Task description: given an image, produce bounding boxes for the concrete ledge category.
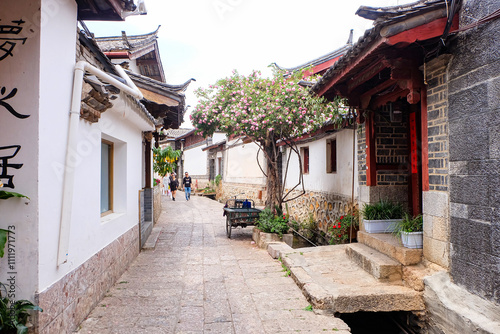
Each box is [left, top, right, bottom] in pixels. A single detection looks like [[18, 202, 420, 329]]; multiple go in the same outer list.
[[279, 245, 424, 313], [424, 272, 500, 334], [346, 243, 402, 282], [142, 226, 162, 250], [358, 231, 422, 265]]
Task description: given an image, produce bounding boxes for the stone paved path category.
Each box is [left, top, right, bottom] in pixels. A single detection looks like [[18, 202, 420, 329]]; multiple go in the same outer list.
[[75, 195, 350, 333]]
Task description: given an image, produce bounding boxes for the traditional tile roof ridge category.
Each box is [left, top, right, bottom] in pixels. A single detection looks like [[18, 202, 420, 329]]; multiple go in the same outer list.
[[94, 26, 160, 54], [164, 128, 194, 138], [356, 0, 445, 23], [272, 44, 351, 73], [312, 0, 448, 95], [78, 30, 155, 126], [125, 70, 195, 95], [173, 128, 196, 140], [202, 139, 226, 151]]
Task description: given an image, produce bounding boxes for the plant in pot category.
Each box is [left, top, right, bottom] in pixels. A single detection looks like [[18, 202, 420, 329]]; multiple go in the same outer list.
[[360, 200, 404, 233], [393, 213, 423, 249]]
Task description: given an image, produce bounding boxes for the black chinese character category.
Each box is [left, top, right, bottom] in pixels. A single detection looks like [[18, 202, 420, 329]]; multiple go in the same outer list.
[[0, 145, 23, 189], [0, 87, 30, 119]]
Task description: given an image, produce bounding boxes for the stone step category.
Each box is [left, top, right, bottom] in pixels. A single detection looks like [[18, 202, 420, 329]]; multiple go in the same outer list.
[[271, 244, 424, 313], [345, 243, 402, 282], [358, 231, 422, 265]]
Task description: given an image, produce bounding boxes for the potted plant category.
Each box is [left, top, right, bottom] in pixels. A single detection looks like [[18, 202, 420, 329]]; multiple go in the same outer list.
[[360, 200, 404, 233], [394, 213, 423, 249]]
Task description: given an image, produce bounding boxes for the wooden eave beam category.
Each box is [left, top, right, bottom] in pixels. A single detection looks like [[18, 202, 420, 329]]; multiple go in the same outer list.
[[347, 57, 390, 94], [360, 79, 397, 109]]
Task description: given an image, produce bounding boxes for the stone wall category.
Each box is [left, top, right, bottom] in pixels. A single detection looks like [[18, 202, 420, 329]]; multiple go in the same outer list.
[[37, 225, 139, 334], [421, 55, 452, 269], [285, 189, 355, 235], [447, 1, 500, 304], [218, 182, 266, 206], [153, 185, 162, 224]]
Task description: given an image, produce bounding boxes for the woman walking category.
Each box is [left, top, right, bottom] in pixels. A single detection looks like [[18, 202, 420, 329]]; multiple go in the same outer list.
[[169, 174, 179, 201]]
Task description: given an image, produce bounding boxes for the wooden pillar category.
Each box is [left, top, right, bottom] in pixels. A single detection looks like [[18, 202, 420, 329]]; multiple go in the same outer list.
[[409, 111, 421, 215], [365, 111, 377, 186], [144, 131, 153, 188]]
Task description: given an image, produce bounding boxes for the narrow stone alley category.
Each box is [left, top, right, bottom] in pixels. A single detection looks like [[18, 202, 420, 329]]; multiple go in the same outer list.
[[75, 195, 350, 334]]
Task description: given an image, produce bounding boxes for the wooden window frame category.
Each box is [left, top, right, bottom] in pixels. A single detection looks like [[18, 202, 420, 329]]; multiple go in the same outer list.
[[301, 147, 309, 175], [101, 139, 114, 216], [326, 138, 337, 173]]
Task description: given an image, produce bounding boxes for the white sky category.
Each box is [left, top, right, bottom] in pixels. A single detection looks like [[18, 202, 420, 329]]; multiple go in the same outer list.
[[86, 0, 413, 127]]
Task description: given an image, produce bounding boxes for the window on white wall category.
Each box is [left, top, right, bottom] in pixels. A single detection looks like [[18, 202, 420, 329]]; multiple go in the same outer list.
[[301, 147, 309, 174], [101, 140, 113, 215], [326, 138, 337, 173]]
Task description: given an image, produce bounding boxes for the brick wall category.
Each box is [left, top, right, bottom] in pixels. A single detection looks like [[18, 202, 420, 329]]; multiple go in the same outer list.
[[421, 55, 452, 269], [426, 56, 451, 192], [447, 0, 500, 303], [357, 124, 367, 185], [375, 108, 409, 186]]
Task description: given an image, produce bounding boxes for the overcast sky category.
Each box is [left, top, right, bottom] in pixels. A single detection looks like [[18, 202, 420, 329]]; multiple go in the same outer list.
[[86, 0, 413, 127]]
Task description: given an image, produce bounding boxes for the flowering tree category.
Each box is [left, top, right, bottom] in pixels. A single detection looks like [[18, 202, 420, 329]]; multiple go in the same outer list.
[[153, 146, 181, 177], [191, 69, 345, 209]]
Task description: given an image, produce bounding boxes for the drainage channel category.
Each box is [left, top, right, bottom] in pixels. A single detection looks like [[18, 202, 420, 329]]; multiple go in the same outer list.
[[338, 311, 422, 334]]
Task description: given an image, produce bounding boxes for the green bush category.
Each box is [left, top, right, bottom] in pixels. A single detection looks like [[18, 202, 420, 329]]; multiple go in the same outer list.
[[328, 211, 359, 245], [361, 200, 404, 220], [0, 283, 42, 334], [257, 208, 290, 237]]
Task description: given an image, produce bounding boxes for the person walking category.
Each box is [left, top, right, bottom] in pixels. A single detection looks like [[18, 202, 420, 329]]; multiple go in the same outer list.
[[169, 174, 179, 201], [183, 172, 192, 201]]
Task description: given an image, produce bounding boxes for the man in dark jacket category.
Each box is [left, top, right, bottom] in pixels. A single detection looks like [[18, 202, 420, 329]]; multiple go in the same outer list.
[[183, 172, 192, 201]]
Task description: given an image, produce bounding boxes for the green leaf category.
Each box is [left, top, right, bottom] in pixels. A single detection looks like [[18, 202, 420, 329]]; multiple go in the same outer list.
[[0, 229, 8, 258], [0, 191, 29, 200]]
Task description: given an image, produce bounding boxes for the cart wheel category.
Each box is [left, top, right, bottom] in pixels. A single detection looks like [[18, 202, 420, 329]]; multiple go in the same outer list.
[[226, 216, 232, 238]]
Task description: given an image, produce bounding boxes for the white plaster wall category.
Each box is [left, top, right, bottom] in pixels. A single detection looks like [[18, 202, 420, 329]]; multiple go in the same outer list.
[[224, 139, 266, 185], [212, 132, 226, 143], [183, 145, 207, 176], [35, 0, 153, 291], [0, 0, 42, 301], [285, 129, 358, 198]]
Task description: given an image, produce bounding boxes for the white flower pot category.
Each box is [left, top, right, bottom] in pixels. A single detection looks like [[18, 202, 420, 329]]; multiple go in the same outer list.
[[401, 231, 423, 249], [363, 219, 401, 233]]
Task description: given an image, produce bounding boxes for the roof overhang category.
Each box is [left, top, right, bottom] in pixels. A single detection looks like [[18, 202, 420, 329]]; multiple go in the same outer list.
[[313, 5, 459, 110], [76, 0, 146, 21]]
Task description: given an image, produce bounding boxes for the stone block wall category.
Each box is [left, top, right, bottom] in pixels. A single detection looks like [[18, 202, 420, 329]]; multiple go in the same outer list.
[[153, 185, 162, 224], [218, 182, 266, 206], [37, 226, 139, 334], [447, 0, 500, 304], [285, 189, 355, 235], [421, 55, 452, 269]]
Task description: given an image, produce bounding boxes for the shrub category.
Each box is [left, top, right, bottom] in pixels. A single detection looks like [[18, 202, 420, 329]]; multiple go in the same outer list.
[[257, 208, 290, 237], [328, 211, 359, 245]]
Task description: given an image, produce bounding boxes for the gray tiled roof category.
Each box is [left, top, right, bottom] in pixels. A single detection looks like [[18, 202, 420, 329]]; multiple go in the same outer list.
[[164, 128, 194, 139], [272, 44, 351, 73], [95, 27, 160, 54]]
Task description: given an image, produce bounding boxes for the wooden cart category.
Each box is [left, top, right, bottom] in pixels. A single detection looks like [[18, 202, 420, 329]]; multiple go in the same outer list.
[[223, 198, 261, 238]]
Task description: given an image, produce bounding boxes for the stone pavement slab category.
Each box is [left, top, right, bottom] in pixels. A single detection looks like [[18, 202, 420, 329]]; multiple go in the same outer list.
[[75, 195, 350, 334], [269, 243, 424, 313]]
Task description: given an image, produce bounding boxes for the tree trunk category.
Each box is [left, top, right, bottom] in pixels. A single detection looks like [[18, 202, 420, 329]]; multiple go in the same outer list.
[[264, 142, 281, 211]]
